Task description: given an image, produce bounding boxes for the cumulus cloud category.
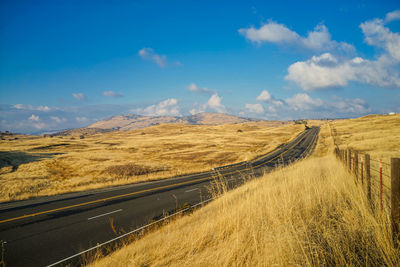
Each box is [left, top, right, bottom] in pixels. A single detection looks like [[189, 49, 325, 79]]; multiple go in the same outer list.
[[14, 104, 51, 112], [207, 94, 226, 113], [285, 11, 400, 91], [29, 114, 40, 121], [50, 116, 67, 123], [384, 10, 400, 23], [268, 106, 277, 113], [103, 91, 123, 98], [245, 103, 264, 113], [239, 21, 299, 44], [190, 93, 226, 114], [239, 21, 354, 52], [133, 98, 180, 116], [138, 48, 169, 67], [187, 83, 214, 94], [256, 90, 272, 102], [360, 17, 400, 61], [286, 53, 400, 91], [285, 93, 323, 111], [72, 93, 86, 101], [284, 93, 371, 116], [334, 97, 371, 114], [76, 117, 89, 123]]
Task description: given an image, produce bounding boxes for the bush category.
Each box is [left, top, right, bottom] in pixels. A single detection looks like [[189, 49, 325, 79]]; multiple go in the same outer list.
[[103, 163, 166, 178]]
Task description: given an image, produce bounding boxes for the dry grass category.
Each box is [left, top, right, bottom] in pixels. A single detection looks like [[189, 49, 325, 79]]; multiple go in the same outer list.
[[88, 122, 399, 266], [330, 113, 400, 212], [0, 122, 303, 202], [330, 113, 400, 161]]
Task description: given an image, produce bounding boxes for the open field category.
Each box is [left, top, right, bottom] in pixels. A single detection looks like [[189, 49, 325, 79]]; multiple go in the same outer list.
[[330, 113, 400, 161], [88, 121, 400, 266], [0, 122, 303, 202]]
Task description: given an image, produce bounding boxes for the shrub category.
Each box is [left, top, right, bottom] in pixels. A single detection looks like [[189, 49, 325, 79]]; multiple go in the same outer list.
[[103, 163, 166, 178]]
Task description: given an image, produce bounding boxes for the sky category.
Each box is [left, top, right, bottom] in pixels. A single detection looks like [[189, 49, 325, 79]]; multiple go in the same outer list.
[[0, 0, 399, 134]]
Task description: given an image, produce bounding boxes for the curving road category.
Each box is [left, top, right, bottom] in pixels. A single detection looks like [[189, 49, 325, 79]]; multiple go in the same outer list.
[[0, 126, 319, 267]]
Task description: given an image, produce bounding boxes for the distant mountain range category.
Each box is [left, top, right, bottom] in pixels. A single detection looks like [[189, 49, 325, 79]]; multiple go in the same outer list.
[[52, 113, 262, 136], [88, 112, 260, 131]]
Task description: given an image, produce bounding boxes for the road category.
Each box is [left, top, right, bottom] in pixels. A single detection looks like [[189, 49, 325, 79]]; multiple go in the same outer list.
[[0, 126, 319, 267]]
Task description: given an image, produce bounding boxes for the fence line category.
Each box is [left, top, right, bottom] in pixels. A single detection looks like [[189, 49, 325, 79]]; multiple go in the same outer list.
[[334, 147, 400, 247]]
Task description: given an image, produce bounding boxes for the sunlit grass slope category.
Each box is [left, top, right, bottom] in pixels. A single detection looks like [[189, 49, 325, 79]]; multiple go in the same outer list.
[[331, 113, 400, 161], [88, 122, 399, 267], [0, 122, 303, 202]]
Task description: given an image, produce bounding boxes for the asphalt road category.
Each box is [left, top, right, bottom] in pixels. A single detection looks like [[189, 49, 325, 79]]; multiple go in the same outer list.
[[0, 126, 319, 267]]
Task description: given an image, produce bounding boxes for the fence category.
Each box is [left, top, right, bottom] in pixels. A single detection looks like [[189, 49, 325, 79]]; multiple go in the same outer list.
[[334, 147, 400, 247]]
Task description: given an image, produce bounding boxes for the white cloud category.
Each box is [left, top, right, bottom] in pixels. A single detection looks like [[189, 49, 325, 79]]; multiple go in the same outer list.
[[285, 53, 400, 91], [31, 122, 47, 129], [103, 91, 123, 98], [76, 117, 89, 123], [134, 98, 180, 116], [187, 83, 213, 94], [268, 106, 277, 113], [239, 21, 299, 44], [138, 48, 168, 67], [72, 93, 86, 101], [189, 93, 226, 114], [285, 93, 323, 111], [286, 11, 400, 91], [239, 21, 354, 52], [14, 104, 51, 112], [50, 116, 67, 123], [284, 93, 371, 115], [29, 114, 40, 121], [256, 90, 271, 102], [360, 17, 400, 61], [384, 10, 400, 23], [207, 93, 226, 113], [334, 97, 371, 114], [272, 100, 284, 106], [245, 103, 264, 113]]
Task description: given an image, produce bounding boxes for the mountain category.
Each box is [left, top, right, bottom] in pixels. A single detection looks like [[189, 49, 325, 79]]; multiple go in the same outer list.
[[87, 112, 260, 131]]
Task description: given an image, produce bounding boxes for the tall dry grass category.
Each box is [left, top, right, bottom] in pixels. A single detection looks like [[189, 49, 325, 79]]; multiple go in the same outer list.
[[330, 113, 400, 161], [0, 122, 303, 202], [88, 123, 400, 267]]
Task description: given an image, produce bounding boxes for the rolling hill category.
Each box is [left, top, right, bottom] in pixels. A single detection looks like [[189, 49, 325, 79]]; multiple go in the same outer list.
[[87, 112, 260, 131]]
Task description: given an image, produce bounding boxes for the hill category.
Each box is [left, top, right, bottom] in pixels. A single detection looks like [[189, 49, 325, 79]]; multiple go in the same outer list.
[[88, 117, 400, 267], [87, 112, 259, 131]]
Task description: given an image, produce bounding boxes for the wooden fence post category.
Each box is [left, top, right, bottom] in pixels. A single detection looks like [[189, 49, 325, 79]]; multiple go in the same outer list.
[[365, 154, 371, 203], [361, 158, 364, 185], [380, 160, 383, 212], [348, 149, 352, 171], [391, 158, 400, 247], [354, 151, 359, 181]]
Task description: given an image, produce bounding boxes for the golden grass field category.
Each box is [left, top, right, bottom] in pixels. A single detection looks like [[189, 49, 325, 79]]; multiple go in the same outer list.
[[88, 117, 400, 267], [0, 121, 303, 202], [330, 113, 400, 161], [330, 113, 400, 210]]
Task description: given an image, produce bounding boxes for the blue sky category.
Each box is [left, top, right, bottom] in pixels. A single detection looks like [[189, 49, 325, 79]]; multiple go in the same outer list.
[[0, 0, 399, 133]]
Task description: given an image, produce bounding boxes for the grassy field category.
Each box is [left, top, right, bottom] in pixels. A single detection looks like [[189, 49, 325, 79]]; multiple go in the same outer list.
[[330, 113, 400, 161], [330, 113, 400, 211], [0, 121, 303, 202], [88, 119, 400, 266]]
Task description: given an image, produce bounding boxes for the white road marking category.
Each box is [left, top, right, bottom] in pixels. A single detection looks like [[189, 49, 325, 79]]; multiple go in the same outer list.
[[87, 209, 122, 220], [185, 188, 199, 193]]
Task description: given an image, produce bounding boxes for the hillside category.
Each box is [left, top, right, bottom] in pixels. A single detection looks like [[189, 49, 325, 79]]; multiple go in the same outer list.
[[87, 112, 259, 131], [0, 122, 303, 202], [88, 119, 400, 267]]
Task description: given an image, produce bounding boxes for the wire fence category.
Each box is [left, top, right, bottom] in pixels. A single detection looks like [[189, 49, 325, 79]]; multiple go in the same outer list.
[[333, 146, 400, 247], [328, 122, 400, 246]]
